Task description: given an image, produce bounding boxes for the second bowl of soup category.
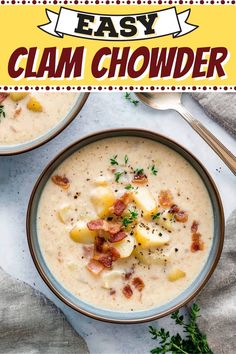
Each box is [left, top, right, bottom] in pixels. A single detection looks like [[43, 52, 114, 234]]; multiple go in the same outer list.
[[0, 92, 89, 155]]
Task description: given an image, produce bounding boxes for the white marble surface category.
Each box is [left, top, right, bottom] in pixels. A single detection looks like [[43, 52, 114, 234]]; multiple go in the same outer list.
[[0, 93, 235, 354]]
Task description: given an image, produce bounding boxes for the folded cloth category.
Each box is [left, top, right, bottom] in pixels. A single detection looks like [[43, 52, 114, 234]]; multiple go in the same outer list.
[[191, 93, 236, 138], [189, 209, 236, 354], [0, 268, 89, 354]]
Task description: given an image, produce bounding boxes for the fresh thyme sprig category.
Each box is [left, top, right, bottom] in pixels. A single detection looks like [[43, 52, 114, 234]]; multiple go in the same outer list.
[[124, 93, 139, 106], [114, 171, 124, 182], [0, 105, 6, 122], [110, 155, 118, 165], [134, 168, 144, 175], [125, 184, 134, 190], [122, 209, 138, 227], [149, 164, 158, 176], [149, 304, 212, 354], [152, 212, 161, 220]]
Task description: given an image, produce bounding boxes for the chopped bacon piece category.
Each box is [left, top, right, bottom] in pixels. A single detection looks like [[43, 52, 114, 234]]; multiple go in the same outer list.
[[113, 199, 126, 216], [124, 268, 135, 280], [87, 259, 104, 275], [0, 93, 8, 103], [158, 190, 174, 208], [175, 211, 188, 223], [51, 175, 70, 189], [132, 173, 148, 184], [110, 247, 120, 261], [169, 204, 180, 214], [191, 233, 204, 252], [94, 236, 106, 253], [110, 289, 116, 295], [108, 231, 127, 243], [87, 219, 121, 235], [82, 245, 94, 259], [106, 222, 122, 235], [94, 253, 113, 268], [87, 219, 104, 231], [191, 220, 199, 233], [132, 277, 145, 291], [122, 285, 133, 299]]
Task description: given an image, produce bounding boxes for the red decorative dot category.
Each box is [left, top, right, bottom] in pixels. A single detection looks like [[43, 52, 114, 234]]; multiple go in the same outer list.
[[161, 86, 165, 90], [140, 86, 144, 90], [77, 87, 81, 90], [213, 86, 217, 90], [67, 86, 71, 90], [25, 86, 29, 91], [150, 86, 154, 90], [171, 86, 176, 91], [1, 1, 5, 4], [200, 0, 204, 3], [88, 86, 92, 90], [46, 86, 50, 90], [98, 86, 102, 91], [203, 86, 207, 90], [221, 0, 225, 3], [224, 86, 228, 90], [95, 0, 99, 3], [119, 86, 123, 90], [192, 86, 196, 90]]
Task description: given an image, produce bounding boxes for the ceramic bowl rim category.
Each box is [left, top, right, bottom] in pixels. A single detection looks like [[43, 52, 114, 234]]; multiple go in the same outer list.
[[26, 128, 225, 324], [0, 93, 89, 156]]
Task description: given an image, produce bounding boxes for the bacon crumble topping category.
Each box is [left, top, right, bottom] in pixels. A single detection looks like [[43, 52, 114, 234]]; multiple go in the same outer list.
[[191, 232, 204, 252], [87, 219, 121, 235], [191, 220, 199, 233], [122, 284, 133, 298], [132, 173, 148, 184], [174, 210, 188, 223], [158, 190, 174, 208], [87, 259, 104, 275], [132, 277, 145, 291], [0, 93, 9, 103], [51, 175, 70, 189]]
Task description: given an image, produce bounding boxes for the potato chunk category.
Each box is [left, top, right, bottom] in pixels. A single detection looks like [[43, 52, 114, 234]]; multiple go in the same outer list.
[[90, 187, 115, 218], [27, 97, 43, 112], [157, 210, 174, 232], [110, 234, 135, 258], [102, 270, 123, 289], [57, 206, 72, 224], [9, 92, 28, 102], [167, 268, 186, 282], [70, 221, 97, 244], [134, 246, 172, 265], [94, 176, 110, 186], [135, 223, 170, 248], [132, 187, 157, 218]]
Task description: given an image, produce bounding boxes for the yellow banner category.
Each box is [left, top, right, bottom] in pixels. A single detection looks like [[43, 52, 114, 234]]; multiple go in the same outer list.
[[1, 4, 236, 88]]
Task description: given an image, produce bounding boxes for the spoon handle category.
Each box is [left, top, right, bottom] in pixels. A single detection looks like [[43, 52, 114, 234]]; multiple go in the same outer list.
[[175, 104, 236, 176]]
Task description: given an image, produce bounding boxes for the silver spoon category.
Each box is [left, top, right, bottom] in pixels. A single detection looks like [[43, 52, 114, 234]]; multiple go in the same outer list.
[[136, 92, 236, 176]]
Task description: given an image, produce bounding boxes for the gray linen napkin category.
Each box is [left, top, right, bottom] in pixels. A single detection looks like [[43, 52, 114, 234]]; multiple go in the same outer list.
[[0, 268, 89, 354], [191, 93, 236, 137], [191, 210, 236, 354]]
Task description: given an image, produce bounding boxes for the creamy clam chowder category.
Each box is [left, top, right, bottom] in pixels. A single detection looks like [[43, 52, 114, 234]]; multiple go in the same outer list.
[[0, 92, 77, 145], [38, 137, 213, 311]]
